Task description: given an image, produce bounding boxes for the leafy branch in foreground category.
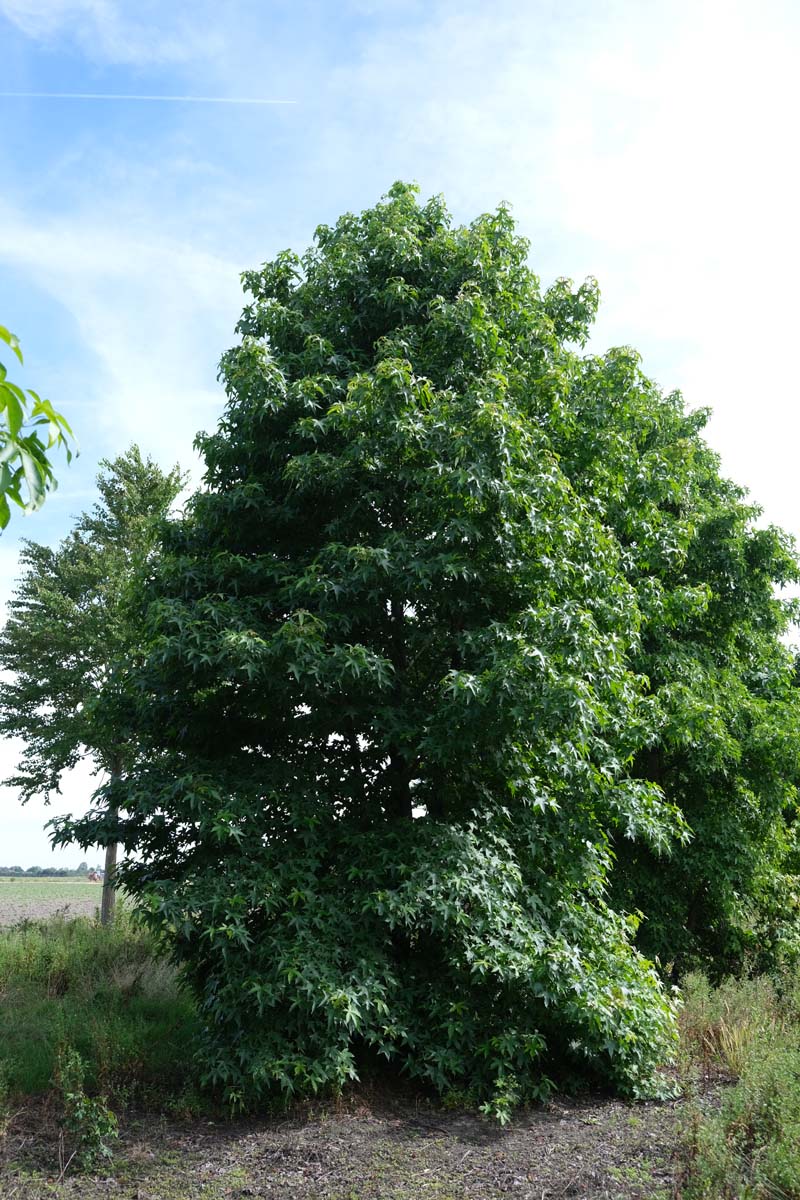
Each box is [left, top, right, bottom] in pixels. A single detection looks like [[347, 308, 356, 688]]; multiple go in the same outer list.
[[0, 323, 76, 529]]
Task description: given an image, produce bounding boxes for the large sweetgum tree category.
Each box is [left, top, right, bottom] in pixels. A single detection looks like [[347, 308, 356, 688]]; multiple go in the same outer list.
[[62, 183, 794, 1115]]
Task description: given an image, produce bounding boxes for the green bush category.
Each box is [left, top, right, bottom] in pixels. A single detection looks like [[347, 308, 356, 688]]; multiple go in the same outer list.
[[160, 824, 678, 1120], [682, 1043, 800, 1198]]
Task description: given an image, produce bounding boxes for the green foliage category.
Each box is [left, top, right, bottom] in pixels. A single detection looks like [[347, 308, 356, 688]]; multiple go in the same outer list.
[[584, 354, 800, 974], [55, 1046, 118, 1172], [0, 446, 184, 801], [58, 183, 690, 1115], [679, 972, 781, 1080], [0, 915, 199, 1103], [0, 323, 75, 528], [131, 821, 677, 1121]]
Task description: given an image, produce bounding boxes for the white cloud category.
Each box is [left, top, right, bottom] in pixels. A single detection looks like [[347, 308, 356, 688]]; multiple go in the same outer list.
[[0, 189, 246, 864], [536, 0, 800, 537], [0, 0, 221, 65], [307, 0, 800, 539], [0, 203, 242, 467], [0, 735, 101, 868]]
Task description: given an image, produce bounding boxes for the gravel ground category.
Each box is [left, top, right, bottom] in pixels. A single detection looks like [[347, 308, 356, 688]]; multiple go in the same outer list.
[[1, 1085, 704, 1200]]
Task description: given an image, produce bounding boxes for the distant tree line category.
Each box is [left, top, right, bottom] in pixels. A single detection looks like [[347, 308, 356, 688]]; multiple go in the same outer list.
[[0, 863, 102, 876]]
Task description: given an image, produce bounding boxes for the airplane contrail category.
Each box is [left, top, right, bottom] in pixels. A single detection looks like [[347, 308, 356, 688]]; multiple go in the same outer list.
[[0, 92, 295, 105]]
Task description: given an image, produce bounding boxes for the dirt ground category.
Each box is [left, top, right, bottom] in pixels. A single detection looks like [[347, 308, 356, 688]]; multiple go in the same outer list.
[[1, 1084, 707, 1200]]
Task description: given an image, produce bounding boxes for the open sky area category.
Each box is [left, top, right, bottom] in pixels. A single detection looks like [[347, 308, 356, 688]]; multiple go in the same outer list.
[[1, 0, 799, 867]]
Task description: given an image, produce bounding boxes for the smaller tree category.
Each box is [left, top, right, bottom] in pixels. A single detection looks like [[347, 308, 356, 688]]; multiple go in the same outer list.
[[0, 324, 75, 528], [0, 446, 184, 922]]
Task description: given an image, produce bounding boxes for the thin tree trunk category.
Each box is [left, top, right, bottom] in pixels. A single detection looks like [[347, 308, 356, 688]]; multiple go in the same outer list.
[[100, 826, 117, 926], [386, 595, 413, 821], [387, 749, 413, 821], [100, 758, 122, 926]]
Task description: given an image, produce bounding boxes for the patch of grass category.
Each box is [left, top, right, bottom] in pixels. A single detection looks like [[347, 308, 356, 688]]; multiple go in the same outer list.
[[678, 972, 781, 1081], [680, 1044, 800, 1198], [0, 913, 202, 1109], [677, 969, 800, 1198]]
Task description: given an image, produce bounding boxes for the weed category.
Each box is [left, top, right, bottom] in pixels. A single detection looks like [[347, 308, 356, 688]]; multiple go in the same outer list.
[[679, 972, 780, 1080], [56, 1046, 119, 1174], [0, 1061, 11, 1138]]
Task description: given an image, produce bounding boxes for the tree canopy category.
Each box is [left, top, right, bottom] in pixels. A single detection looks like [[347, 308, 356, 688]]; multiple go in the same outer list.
[[1, 445, 184, 801], [54, 184, 800, 1115], [0, 447, 185, 920], [532, 340, 800, 974]]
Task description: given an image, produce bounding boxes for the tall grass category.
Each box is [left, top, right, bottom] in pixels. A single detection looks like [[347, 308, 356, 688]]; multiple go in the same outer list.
[[678, 970, 800, 1198], [0, 913, 201, 1107]]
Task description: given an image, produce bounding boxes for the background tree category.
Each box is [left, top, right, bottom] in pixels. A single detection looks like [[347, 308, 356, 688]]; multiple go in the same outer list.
[[548, 349, 800, 974], [0, 446, 184, 923], [59, 185, 687, 1114], [0, 323, 75, 528]]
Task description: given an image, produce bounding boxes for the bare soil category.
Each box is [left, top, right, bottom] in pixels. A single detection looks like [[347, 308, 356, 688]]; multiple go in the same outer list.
[[1, 1084, 709, 1200]]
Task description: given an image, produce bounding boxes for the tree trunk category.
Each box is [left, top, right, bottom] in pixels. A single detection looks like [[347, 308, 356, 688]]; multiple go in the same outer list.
[[387, 749, 413, 821], [100, 757, 122, 926], [100, 826, 117, 926]]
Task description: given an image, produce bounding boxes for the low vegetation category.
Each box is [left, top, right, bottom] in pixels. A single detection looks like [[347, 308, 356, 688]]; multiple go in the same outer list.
[[1, 914, 800, 1195], [0, 913, 199, 1107], [678, 971, 800, 1198]]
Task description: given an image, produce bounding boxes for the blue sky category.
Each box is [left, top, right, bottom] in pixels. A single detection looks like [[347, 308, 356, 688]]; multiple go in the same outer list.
[[2, 0, 800, 865]]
